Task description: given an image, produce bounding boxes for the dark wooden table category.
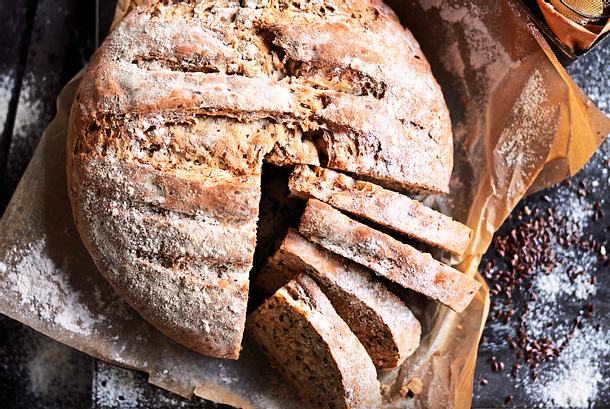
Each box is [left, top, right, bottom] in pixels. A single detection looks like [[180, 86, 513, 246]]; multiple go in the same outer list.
[[0, 1, 608, 408]]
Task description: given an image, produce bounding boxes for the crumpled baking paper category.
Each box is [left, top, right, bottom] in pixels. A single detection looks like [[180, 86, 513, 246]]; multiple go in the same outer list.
[[1, 0, 609, 408]]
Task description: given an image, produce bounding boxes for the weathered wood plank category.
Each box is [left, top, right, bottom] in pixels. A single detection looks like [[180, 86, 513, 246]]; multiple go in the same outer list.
[[1, 0, 79, 206], [59, 0, 116, 86], [60, 0, 96, 85], [0, 0, 36, 194]]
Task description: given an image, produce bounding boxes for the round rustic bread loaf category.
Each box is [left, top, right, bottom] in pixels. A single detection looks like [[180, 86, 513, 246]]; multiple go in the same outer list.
[[67, 0, 452, 359]]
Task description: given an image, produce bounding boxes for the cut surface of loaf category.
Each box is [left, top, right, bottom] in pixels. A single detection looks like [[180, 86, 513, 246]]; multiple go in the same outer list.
[[255, 229, 421, 369], [68, 0, 453, 359], [299, 199, 481, 312], [289, 165, 472, 255], [248, 274, 382, 409]]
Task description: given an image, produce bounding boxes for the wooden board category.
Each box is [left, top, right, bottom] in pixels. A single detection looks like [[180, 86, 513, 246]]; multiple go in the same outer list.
[[0, 1, 34, 191]]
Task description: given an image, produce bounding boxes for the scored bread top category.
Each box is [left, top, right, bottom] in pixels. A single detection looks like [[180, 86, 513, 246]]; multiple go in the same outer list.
[[70, 0, 453, 192], [69, 153, 256, 359]]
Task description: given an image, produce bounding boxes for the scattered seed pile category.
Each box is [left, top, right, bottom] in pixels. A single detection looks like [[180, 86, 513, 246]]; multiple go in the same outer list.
[[483, 188, 603, 373], [478, 144, 610, 408]]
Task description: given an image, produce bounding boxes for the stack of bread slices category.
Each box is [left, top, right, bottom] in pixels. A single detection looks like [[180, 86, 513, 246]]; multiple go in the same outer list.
[[249, 165, 478, 408], [67, 1, 480, 407]]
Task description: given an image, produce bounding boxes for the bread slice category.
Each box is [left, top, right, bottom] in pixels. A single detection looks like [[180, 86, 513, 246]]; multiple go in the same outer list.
[[255, 229, 421, 369], [289, 165, 472, 255], [248, 274, 382, 409], [298, 199, 481, 312]]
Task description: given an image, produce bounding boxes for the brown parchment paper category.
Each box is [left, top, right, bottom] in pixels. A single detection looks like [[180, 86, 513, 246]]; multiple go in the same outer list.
[[1, 0, 609, 408]]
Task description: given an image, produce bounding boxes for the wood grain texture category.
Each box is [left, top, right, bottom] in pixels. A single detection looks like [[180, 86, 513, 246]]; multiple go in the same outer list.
[[0, 0, 34, 198], [3, 0, 79, 198]]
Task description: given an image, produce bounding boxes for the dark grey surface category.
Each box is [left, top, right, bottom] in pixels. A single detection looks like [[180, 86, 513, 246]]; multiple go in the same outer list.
[[0, 0, 608, 407], [473, 38, 610, 408], [473, 143, 610, 408]]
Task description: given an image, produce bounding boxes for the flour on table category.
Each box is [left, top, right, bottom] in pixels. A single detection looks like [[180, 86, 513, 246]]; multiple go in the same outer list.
[[524, 156, 610, 407], [0, 324, 92, 406], [26, 336, 91, 400], [94, 361, 202, 408], [526, 257, 595, 343], [2, 238, 98, 336], [481, 168, 608, 407], [532, 250, 596, 303], [522, 184, 607, 407], [525, 326, 610, 408], [0, 71, 15, 132], [11, 72, 46, 148], [95, 363, 145, 409], [3, 71, 50, 186]]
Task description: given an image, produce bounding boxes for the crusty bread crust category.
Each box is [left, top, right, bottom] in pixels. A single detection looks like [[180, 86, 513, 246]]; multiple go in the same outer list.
[[256, 229, 421, 369], [71, 0, 452, 193], [67, 0, 453, 359], [299, 200, 481, 312], [68, 154, 256, 358], [290, 165, 472, 255], [248, 274, 382, 409]]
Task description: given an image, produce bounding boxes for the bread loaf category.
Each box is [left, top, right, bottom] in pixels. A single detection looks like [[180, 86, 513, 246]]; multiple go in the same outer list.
[[256, 229, 421, 368], [299, 199, 481, 312], [289, 165, 472, 255], [248, 274, 382, 408], [67, 0, 454, 359]]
